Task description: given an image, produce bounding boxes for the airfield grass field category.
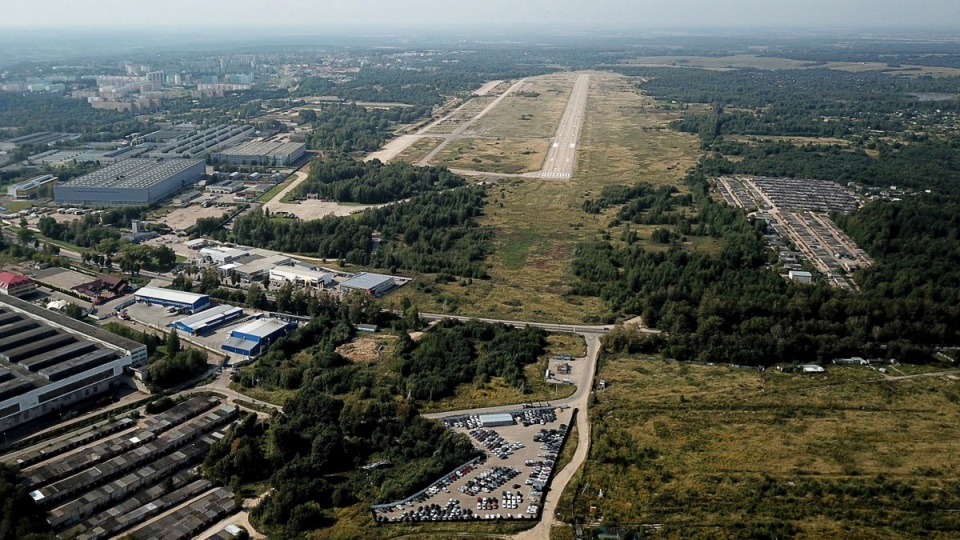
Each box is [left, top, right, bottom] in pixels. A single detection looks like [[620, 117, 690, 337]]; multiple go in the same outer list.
[[395, 71, 703, 323], [394, 136, 444, 164], [433, 138, 550, 174], [553, 358, 960, 538], [474, 73, 577, 138]]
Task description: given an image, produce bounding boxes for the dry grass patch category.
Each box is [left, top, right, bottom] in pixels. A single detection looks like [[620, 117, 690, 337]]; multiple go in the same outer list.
[[557, 357, 960, 537], [434, 138, 550, 174], [546, 333, 587, 358], [393, 136, 444, 164], [336, 336, 389, 363], [475, 72, 578, 138]]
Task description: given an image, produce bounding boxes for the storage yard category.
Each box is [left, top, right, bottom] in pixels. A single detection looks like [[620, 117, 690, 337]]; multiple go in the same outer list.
[[714, 175, 873, 287], [373, 406, 573, 523], [3, 396, 240, 540]]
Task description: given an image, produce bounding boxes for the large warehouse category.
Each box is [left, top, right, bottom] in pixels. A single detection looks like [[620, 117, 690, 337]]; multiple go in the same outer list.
[[54, 158, 205, 206], [170, 305, 244, 335], [221, 318, 295, 357], [134, 287, 211, 314], [0, 294, 147, 431], [211, 141, 306, 167], [340, 272, 400, 297]]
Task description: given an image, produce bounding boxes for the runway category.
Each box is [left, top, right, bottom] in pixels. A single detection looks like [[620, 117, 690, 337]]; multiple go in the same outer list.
[[539, 74, 589, 180]]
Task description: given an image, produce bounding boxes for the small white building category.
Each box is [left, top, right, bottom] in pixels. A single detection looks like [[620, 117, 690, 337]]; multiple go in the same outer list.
[[789, 270, 813, 283], [801, 364, 825, 374]]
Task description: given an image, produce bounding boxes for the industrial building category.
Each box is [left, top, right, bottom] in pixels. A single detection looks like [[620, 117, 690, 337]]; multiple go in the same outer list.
[[7, 175, 57, 199], [269, 266, 334, 288], [340, 272, 400, 297], [211, 140, 306, 166], [0, 294, 147, 431], [0, 271, 37, 297], [54, 158, 205, 206], [200, 246, 251, 265], [147, 124, 254, 159], [221, 317, 296, 357], [170, 305, 244, 335], [133, 287, 210, 314], [479, 413, 516, 427], [207, 180, 244, 194], [220, 254, 291, 282]]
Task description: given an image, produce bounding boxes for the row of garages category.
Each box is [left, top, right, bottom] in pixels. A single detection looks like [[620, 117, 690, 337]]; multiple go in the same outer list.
[[25, 397, 239, 534]]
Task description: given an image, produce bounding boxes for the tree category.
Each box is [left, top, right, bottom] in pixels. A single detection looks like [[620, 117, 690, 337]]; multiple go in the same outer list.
[[0, 464, 53, 540], [166, 328, 182, 355], [246, 283, 268, 309], [16, 228, 34, 247], [65, 303, 84, 321]]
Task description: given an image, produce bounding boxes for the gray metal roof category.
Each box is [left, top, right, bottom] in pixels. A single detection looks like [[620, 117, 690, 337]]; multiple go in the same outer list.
[[57, 158, 204, 190], [341, 272, 395, 290]]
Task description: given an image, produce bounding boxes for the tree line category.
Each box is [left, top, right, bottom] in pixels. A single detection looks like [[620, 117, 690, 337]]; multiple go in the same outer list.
[[220, 185, 491, 278], [294, 155, 466, 204], [577, 165, 960, 365], [302, 103, 432, 154]]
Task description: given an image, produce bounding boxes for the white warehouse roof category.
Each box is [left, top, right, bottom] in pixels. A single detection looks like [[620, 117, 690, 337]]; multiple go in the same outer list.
[[231, 318, 290, 339], [135, 287, 208, 305]]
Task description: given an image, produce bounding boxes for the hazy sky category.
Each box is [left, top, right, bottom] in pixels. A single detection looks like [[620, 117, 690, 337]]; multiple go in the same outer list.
[[2, 0, 958, 30]]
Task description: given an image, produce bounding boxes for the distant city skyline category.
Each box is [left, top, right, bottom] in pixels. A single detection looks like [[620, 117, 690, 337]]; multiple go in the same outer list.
[[2, 0, 960, 30]]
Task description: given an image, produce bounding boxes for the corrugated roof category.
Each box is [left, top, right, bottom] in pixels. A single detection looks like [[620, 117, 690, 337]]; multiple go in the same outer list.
[[172, 305, 243, 332], [341, 272, 394, 290], [0, 271, 32, 287], [135, 287, 207, 305], [56, 158, 204, 190], [230, 318, 290, 339]]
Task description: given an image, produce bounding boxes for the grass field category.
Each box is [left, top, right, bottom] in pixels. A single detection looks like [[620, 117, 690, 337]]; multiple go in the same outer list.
[[433, 138, 550, 174], [422, 358, 577, 414], [546, 333, 587, 358], [393, 71, 703, 323], [393, 136, 444, 164], [472, 74, 575, 138], [556, 357, 960, 538]]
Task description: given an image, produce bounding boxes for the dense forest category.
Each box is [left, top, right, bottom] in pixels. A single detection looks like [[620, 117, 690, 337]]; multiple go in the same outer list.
[[295, 59, 557, 106], [0, 92, 147, 140], [222, 186, 491, 278], [293, 156, 466, 204], [397, 319, 546, 401], [576, 166, 960, 365], [302, 103, 432, 154]]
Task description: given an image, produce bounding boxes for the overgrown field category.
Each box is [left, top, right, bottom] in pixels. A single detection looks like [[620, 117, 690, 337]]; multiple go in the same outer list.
[[557, 357, 960, 538], [433, 137, 550, 174], [395, 71, 703, 323]]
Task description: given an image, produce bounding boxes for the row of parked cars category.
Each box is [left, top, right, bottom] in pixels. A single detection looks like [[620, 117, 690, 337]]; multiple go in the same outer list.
[[469, 428, 525, 460], [458, 466, 521, 497]]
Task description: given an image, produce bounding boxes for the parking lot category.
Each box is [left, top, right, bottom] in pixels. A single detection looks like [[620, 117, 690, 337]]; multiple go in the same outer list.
[[122, 302, 256, 365], [373, 406, 573, 523]]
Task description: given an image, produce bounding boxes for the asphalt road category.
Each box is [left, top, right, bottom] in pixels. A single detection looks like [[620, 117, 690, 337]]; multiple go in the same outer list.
[[539, 74, 590, 180]]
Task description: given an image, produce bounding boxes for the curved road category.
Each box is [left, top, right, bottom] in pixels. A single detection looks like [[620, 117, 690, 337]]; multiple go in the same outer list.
[[420, 313, 606, 540]]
